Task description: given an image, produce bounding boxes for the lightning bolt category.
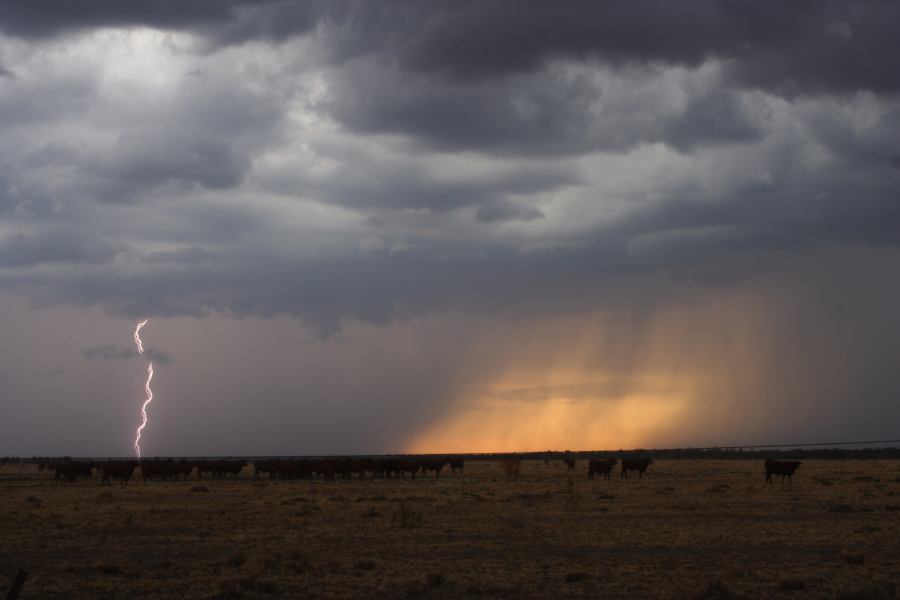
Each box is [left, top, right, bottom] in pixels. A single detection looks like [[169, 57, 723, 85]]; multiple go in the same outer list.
[[133, 319, 153, 458]]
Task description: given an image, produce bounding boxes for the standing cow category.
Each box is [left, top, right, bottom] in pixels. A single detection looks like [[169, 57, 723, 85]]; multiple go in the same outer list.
[[588, 458, 618, 480], [764, 459, 801, 483], [620, 458, 653, 479]]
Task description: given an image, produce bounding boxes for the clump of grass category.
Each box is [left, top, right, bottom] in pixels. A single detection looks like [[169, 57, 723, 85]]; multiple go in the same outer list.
[[884, 504, 899, 512], [853, 475, 879, 482], [96, 491, 115, 500], [391, 499, 423, 529], [224, 552, 248, 568], [564, 572, 590, 583], [95, 563, 123, 575], [813, 477, 835, 486], [215, 576, 279, 599], [778, 578, 805, 592], [364, 505, 380, 518], [191, 485, 209, 493], [840, 551, 866, 565], [24, 495, 42, 507], [250, 554, 281, 573], [691, 578, 752, 599], [708, 484, 730, 493], [830, 503, 854, 513], [402, 572, 447, 596], [287, 549, 313, 574], [354, 559, 377, 571], [834, 581, 896, 600], [295, 499, 321, 516], [280, 496, 309, 506], [356, 494, 387, 502]]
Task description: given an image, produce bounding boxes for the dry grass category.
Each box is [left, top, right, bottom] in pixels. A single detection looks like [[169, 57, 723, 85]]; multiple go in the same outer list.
[[0, 459, 898, 599]]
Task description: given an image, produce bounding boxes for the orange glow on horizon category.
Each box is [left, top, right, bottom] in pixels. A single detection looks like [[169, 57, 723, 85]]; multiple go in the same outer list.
[[407, 375, 693, 454]]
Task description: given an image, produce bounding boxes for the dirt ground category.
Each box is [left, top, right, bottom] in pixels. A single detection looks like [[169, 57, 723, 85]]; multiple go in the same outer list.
[[1, 459, 898, 599]]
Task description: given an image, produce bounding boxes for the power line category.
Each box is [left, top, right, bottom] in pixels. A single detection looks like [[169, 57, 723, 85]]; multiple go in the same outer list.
[[694, 438, 900, 450]]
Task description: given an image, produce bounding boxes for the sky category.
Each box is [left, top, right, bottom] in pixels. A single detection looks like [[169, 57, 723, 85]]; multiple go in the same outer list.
[[1, 1, 898, 456]]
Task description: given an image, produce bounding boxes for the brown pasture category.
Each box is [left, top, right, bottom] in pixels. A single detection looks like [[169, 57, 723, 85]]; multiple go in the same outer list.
[[1, 459, 899, 599]]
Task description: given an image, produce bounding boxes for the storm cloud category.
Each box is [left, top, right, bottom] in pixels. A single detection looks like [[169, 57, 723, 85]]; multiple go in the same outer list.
[[0, 2, 898, 455]]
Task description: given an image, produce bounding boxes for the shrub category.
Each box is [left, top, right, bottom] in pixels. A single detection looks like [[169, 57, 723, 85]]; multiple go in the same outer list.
[[391, 500, 423, 529]]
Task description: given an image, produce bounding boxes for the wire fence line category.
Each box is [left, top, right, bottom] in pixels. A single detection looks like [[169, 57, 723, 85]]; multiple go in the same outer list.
[[690, 438, 900, 450]]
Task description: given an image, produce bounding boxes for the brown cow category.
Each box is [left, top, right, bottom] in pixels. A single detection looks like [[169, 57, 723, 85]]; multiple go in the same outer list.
[[620, 458, 653, 479], [764, 459, 801, 483], [588, 458, 617, 480], [562, 456, 576, 471]]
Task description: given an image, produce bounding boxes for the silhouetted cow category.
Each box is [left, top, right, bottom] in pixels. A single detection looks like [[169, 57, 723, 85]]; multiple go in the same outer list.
[[54, 462, 94, 482], [400, 460, 422, 480], [421, 459, 447, 478], [562, 456, 576, 471], [448, 457, 464, 474], [620, 458, 653, 478], [100, 461, 139, 486], [765, 459, 801, 483], [588, 458, 617, 480]]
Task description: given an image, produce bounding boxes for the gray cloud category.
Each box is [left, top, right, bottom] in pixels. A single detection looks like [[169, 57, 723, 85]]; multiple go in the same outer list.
[[0, 230, 124, 267], [83, 344, 172, 365], [3, 1, 899, 97], [104, 130, 250, 194]]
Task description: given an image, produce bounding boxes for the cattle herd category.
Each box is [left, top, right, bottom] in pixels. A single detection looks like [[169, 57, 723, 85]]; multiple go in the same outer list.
[[24, 456, 803, 486], [34, 456, 465, 485]]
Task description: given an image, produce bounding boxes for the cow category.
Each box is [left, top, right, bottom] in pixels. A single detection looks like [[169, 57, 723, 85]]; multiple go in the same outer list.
[[620, 458, 653, 479], [588, 458, 617, 480], [448, 457, 465, 474], [399, 460, 422, 480], [764, 459, 801, 483], [54, 461, 94, 482], [562, 456, 576, 471], [100, 461, 139, 486], [421, 459, 447, 479], [501, 459, 521, 478]]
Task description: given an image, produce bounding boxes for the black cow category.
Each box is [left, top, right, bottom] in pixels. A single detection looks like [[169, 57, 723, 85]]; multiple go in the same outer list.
[[100, 461, 139, 486], [620, 458, 653, 479], [54, 462, 94, 482], [764, 459, 801, 483], [588, 458, 617, 480]]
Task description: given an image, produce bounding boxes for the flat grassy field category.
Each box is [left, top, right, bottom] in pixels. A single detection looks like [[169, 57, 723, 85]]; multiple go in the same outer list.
[[1, 459, 898, 599]]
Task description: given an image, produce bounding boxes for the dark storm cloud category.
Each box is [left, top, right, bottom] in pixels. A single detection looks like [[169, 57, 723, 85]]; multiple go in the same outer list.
[[324, 61, 773, 156], [0, 231, 124, 267], [4, 1, 899, 96], [82, 344, 171, 365], [0, 0, 314, 41]]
